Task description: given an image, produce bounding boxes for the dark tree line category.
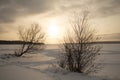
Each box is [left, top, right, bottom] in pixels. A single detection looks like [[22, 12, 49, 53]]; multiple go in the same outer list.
[[0, 40, 44, 45]]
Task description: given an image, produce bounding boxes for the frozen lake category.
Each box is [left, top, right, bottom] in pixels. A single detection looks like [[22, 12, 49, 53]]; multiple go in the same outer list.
[[97, 44, 120, 80], [0, 44, 120, 80]]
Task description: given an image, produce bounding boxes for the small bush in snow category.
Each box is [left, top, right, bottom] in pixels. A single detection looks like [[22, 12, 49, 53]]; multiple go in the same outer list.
[[58, 11, 101, 74], [14, 23, 45, 57]]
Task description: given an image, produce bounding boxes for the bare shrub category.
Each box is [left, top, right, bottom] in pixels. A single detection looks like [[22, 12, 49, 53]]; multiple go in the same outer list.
[[59, 12, 101, 74], [14, 23, 45, 57]]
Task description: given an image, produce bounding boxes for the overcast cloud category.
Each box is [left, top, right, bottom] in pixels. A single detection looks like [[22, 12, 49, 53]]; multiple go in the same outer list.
[[0, 0, 120, 24], [0, 0, 120, 37], [0, 0, 55, 23]]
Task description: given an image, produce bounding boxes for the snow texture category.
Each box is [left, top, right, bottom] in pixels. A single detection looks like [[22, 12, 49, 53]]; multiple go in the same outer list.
[[0, 44, 120, 80]]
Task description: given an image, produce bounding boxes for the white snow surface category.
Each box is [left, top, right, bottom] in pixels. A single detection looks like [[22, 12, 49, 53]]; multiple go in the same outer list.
[[0, 44, 119, 80]]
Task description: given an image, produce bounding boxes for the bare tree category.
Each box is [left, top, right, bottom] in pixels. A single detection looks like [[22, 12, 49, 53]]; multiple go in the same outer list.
[[14, 23, 45, 57], [59, 12, 101, 74]]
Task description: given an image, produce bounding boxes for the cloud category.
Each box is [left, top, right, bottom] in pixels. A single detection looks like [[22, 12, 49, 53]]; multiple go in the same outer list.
[[92, 0, 120, 17], [0, 0, 120, 24], [0, 0, 55, 23], [0, 0, 120, 37], [0, 25, 9, 34], [55, 0, 120, 17]]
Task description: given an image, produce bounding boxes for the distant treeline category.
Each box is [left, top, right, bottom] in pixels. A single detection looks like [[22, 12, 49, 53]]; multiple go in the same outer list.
[[92, 41, 120, 44], [0, 40, 44, 45], [0, 40, 120, 44], [62, 41, 120, 45]]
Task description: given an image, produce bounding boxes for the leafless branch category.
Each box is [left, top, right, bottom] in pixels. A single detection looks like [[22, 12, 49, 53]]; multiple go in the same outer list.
[[14, 23, 45, 57]]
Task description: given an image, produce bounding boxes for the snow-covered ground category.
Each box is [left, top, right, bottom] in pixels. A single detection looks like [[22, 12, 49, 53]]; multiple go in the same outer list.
[[97, 44, 120, 80], [0, 44, 120, 80]]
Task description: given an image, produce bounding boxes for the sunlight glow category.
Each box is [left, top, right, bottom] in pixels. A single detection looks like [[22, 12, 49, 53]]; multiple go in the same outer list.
[[45, 17, 67, 44], [47, 20, 59, 38]]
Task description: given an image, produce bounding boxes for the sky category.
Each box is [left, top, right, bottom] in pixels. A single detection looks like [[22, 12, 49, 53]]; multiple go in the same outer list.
[[0, 0, 120, 44]]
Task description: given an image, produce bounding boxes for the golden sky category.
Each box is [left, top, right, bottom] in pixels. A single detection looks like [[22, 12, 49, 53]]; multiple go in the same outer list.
[[0, 0, 120, 44]]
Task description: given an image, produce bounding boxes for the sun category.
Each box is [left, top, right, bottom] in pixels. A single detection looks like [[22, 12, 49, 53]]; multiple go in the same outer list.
[[48, 26, 58, 37], [47, 20, 59, 38], [46, 18, 65, 44]]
